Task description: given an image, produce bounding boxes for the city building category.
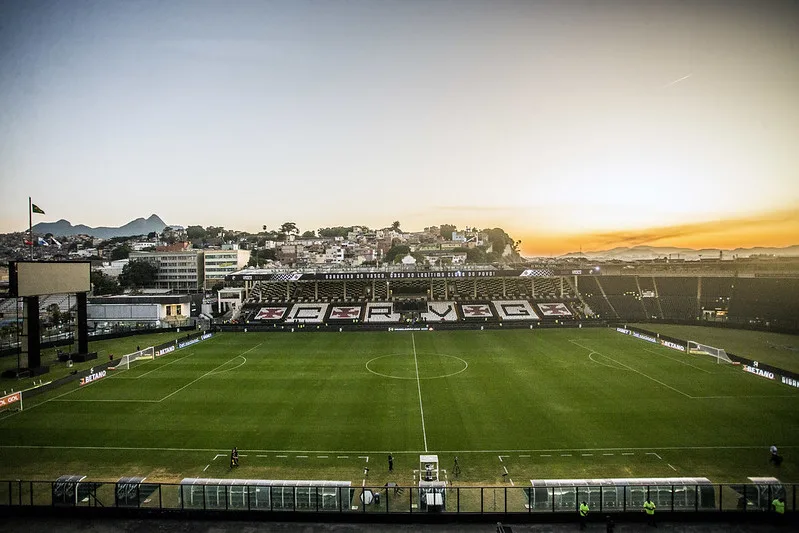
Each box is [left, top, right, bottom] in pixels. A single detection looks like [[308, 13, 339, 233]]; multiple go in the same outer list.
[[203, 246, 251, 290], [129, 250, 204, 292]]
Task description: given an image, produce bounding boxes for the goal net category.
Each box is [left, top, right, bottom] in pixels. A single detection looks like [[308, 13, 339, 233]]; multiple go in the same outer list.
[[687, 341, 733, 364], [110, 346, 155, 371]]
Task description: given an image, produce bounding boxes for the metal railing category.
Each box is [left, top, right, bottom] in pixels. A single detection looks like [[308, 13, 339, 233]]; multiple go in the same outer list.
[[0, 481, 795, 516]]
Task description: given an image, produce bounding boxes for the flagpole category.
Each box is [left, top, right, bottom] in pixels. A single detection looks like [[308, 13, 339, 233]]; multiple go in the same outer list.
[[28, 196, 33, 260]]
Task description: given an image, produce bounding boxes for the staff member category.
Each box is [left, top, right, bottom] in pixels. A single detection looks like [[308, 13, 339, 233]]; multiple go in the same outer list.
[[579, 501, 589, 530], [643, 497, 656, 527]]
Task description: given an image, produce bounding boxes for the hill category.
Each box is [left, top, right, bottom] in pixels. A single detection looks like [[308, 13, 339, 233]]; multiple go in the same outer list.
[[558, 244, 799, 261], [31, 214, 167, 239]]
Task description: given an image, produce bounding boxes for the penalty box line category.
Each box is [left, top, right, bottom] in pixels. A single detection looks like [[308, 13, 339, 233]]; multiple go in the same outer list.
[[570, 339, 693, 398], [22, 344, 261, 410]]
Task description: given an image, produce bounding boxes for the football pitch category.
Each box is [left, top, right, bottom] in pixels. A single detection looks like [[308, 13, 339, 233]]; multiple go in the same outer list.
[[1, 328, 798, 487]]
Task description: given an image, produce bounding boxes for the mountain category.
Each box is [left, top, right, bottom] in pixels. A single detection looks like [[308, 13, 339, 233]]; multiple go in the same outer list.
[[31, 214, 167, 239], [558, 244, 799, 261]]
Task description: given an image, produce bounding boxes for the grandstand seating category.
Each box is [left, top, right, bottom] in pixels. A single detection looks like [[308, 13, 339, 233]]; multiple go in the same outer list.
[[636, 276, 662, 319], [231, 273, 798, 330], [699, 277, 734, 312], [576, 277, 617, 319], [728, 278, 799, 327], [655, 277, 699, 320], [596, 276, 646, 321]]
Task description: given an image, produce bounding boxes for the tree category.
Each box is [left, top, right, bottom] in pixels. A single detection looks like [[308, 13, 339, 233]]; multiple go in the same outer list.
[[384, 244, 411, 263], [186, 225, 207, 240], [465, 247, 487, 264], [91, 270, 121, 295], [109, 244, 131, 261], [119, 260, 158, 289], [280, 222, 299, 240], [439, 224, 457, 238], [391, 221, 401, 232], [247, 249, 277, 267], [318, 226, 353, 238], [301, 230, 316, 239]]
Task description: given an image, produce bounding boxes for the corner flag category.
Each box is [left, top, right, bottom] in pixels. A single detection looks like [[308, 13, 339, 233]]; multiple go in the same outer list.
[[31, 204, 45, 214]]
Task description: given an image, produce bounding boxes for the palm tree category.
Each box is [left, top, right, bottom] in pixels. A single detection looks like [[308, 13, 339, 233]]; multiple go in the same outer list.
[[391, 220, 401, 232]]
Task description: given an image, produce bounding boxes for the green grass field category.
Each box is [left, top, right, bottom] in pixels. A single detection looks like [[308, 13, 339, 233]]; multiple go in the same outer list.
[[1, 328, 798, 489], [630, 323, 799, 374], [0, 330, 197, 389]]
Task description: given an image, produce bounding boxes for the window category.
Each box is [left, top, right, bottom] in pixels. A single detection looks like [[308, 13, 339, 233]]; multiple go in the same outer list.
[[176, 305, 182, 315], [166, 306, 171, 316]]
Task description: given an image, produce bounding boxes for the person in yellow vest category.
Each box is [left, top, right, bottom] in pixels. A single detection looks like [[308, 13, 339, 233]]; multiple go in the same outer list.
[[579, 501, 589, 530], [772, 496, 785, 518], [643, 497, 657, 527]]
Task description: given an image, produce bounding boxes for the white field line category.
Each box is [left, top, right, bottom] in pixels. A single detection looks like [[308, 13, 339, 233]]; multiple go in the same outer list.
[[114, 352, 195, 380], [509, 478, 514, 486], [203, 464, 210, 472], [0, 444, 792, 454], [642, 347, 712, 374], [497, 455, 503, 463], [158, 344, 261, 403], [257, 455, 269, 458], [213, 454, 226, 461], [570, 340, 693, 398], [646, 452, 663, 460], [668, 463, 678, 471], [411, 333, 428, 452], [12, 345, 261, 413], [209, 356, 246, 375]]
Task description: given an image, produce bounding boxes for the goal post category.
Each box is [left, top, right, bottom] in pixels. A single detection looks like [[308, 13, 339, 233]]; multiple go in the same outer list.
[[109, 346, 155, 371], [687, 341, 733, 364]]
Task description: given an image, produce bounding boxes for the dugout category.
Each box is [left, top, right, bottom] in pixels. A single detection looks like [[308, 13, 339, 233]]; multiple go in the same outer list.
[[525, 477, 715, 512], [732, 477, 785, 511], [179, 478, 353, 511], [52, 474, 93, 506], [115, 476, 159, 507]]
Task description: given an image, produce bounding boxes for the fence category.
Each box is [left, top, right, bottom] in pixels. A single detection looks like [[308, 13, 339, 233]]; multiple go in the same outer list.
[[0, 480, 795, 517]]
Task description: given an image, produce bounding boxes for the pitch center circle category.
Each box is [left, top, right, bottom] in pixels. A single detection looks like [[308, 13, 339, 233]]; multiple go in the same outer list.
[[366, 353, 469, 380]]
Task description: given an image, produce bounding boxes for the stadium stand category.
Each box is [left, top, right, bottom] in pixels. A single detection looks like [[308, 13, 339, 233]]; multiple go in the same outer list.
[[699, 276, 734, 315], [656, 277, 699, 320], [728, 278, 799, 328], [599, 276, 647, 321], [636, 276, 662, 319], [576, 277, 618, 319]]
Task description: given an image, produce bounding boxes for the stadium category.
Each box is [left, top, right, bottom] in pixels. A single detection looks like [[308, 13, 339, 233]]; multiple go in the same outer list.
[[1, 259, 798, 524]]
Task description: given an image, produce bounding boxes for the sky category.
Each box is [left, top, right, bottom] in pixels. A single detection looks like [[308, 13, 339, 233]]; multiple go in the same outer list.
[[1, 0, 797, 256]]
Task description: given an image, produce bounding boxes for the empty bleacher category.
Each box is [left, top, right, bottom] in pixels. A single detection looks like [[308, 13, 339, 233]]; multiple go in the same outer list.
[[596, 276, 646, 321], [699, 277, 734, 313], [728, 278, 799, 327], [576, 277, 617, 319], [636, 276, 662, 319], [655, 277, 699, 320]]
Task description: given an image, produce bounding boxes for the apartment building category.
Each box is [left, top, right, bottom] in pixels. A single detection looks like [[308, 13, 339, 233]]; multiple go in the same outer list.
[[129, 250, 204, 292]]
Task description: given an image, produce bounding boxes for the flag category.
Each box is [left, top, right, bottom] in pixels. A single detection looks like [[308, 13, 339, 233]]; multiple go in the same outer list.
[[31, 204, 45, 214], [37, 237, 49, 246]]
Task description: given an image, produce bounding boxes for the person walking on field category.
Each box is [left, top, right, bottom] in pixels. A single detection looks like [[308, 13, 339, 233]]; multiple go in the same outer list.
[[388, 453, 393, 472], [644, 497, 657, 527]]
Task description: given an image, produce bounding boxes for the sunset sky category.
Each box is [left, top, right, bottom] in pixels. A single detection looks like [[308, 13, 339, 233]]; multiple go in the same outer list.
[[1, 0, 797, 256]]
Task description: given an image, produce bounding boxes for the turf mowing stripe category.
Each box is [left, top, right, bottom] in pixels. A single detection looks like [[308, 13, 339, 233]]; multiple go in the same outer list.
[[158, 344, 262, 402], [411, 333, 428, 452], [570, 339, 693, 398], [641, 347, 713, 374]]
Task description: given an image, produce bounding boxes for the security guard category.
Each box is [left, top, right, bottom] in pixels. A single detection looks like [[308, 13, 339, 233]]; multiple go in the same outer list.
[[579, 501, 589, 530], [772, 496, 785, 515], [643, 497, 656, 527]]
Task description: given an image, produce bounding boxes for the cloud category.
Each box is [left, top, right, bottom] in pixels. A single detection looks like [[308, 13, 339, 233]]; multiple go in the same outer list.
[[516, 205, 799, 256]]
